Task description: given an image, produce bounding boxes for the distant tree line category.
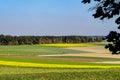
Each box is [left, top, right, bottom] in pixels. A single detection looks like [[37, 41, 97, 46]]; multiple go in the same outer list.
[[0, 34, 103, 45]]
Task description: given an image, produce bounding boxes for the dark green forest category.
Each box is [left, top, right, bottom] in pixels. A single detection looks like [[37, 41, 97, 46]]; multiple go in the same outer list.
[[0, 35, 103, 45]]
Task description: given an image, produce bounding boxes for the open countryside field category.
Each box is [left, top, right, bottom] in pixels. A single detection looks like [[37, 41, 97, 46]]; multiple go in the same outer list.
[[1, 42, 120, 80]]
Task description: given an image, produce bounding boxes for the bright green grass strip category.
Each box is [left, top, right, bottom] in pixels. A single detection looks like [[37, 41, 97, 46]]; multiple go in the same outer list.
[[1, 57, 120, 66], [0, 60, 120, 69], [0, 57, 88, 65]]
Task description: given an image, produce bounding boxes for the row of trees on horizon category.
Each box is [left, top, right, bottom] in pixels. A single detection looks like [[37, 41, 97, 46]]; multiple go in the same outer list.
[[0, 34, 103, 45]]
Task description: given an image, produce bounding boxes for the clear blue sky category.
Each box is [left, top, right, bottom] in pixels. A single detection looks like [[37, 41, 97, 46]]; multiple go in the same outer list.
[[0, 0, 118, 36]]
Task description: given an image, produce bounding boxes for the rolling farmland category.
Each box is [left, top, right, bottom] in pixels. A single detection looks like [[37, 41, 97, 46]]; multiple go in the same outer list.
[[0, 42, 120, 80]]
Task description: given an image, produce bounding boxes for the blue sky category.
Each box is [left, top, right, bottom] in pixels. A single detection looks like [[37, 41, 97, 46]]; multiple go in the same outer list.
[[0, 0, 118, 36]]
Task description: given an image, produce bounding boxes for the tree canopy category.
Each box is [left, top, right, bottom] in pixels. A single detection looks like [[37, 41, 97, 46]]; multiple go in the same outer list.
[[82, 0, 120, 28], [82, 0, 120, 54], [0, 35, 103, 45]]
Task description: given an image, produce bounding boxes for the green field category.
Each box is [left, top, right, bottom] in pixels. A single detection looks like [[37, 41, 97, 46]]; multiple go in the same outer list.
[[0, 45, 87, 56], [1, 67, 120, 80], [0, 43, 120, 80]]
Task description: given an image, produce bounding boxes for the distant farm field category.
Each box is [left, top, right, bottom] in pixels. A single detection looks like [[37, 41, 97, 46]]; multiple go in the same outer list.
[[0, 42, 120, 80]]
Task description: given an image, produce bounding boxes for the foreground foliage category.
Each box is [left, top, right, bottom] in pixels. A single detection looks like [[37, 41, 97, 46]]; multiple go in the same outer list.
[[105, 31, 120, 54]]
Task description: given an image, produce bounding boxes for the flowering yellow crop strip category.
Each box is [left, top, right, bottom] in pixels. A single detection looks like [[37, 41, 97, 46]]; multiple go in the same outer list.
[[39, 43, 95, 47], [0, 61, 120, 69]]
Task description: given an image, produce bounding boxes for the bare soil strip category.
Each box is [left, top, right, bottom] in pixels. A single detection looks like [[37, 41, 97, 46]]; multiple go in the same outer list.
[[66, 47, 120, 59], [39, 46, 120, 59], [96, 61, 120, 64], [67, 46, 109, 53], [39, 53, 120, 58]]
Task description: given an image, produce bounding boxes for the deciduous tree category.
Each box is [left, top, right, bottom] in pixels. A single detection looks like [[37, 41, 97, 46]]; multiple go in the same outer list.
[[82, 0, 120, 54]]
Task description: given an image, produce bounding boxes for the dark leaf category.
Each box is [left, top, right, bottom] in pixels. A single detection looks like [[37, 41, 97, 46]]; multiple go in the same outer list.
[[82, 0, 91, 3]]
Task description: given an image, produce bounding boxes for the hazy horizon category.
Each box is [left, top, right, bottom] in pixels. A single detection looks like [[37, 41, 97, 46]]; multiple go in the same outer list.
[[0, 34, 105, 36], [0, 0, 119, 36]]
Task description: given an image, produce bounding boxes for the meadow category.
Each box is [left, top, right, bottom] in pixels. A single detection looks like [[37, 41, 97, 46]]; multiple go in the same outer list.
[[0, 42, 120, 80]]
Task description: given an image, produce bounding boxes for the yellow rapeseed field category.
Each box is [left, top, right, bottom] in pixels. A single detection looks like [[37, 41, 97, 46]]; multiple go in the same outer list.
[[0, 60, 120, 69], [39, 43, 95, 47]]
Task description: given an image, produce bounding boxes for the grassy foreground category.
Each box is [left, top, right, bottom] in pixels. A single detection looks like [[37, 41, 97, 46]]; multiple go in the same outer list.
[[1, 67, 120, 80]]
